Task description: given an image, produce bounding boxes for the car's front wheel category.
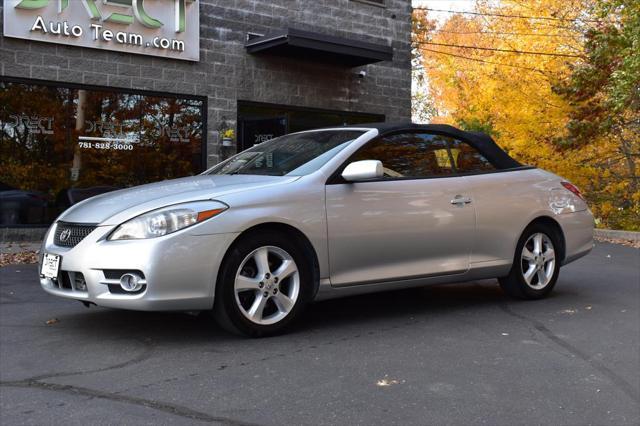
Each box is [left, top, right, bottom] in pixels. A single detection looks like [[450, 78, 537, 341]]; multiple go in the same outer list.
[[214, 231, 312, 337], [499, 224, 561, 299]]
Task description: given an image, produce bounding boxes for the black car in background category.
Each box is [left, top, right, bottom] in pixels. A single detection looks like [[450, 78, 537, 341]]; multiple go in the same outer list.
[[0, 182, 51, 225], [1, 183, 117, 226]]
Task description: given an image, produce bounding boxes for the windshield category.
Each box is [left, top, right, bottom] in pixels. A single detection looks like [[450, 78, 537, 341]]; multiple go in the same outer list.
[[207, 130, 366, 176]]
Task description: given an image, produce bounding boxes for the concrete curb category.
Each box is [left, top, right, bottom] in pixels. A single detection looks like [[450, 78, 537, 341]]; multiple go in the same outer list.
[[594, 229, 640, 242], [1, 243, 41, 254], [0, 227, 47, 243]]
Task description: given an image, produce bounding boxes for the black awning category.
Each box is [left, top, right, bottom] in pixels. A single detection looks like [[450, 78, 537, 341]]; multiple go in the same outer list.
[[245, 28, 393, 67]]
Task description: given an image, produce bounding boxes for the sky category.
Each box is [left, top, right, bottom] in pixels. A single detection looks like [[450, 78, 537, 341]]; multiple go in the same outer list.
[[411, 1, 479, 122], [412, 0, 477, 25]]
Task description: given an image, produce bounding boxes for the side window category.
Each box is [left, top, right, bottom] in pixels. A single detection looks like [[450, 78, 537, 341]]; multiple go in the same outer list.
[[351, 132, 455, 178], [449, 139, 497, 173]]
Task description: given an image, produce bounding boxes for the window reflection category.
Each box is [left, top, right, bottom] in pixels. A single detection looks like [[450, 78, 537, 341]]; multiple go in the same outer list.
[[353, 132, 496, 178], [354, 133, 456, 178], [0, 81, 204, 226]]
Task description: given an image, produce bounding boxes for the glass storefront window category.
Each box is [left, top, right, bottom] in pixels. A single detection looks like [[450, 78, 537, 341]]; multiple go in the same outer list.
[[0, 79, 205, 226], [237, 101, 384, 151]]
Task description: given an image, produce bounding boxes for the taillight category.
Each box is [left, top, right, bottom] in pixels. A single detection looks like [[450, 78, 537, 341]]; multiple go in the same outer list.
[[561, 181, 585, 200]]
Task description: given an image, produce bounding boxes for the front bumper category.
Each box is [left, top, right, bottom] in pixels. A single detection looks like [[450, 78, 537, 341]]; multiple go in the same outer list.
[[39, 223, 239, 311]]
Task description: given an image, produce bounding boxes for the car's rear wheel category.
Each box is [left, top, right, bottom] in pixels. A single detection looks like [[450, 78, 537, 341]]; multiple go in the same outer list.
[[499, 224, 560, 299], [214, 231, 311, 337]]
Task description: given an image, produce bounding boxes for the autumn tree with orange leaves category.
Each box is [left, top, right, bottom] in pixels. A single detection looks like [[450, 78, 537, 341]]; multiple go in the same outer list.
[[413, 0, 639, 230]]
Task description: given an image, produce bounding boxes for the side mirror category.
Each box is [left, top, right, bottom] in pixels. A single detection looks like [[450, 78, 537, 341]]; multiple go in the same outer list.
[[341, 160, 383, 182]]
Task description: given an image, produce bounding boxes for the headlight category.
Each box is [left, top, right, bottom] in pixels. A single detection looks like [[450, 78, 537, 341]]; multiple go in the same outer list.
[[108, 201, 228, 240]]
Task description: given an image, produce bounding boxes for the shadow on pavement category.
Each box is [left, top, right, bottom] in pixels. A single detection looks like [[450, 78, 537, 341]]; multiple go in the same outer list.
[[29, 279, 578, 341]]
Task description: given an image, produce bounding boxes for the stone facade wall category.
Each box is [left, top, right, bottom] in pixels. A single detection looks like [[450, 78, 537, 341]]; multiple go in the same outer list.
[[0, 0, 412, 167]]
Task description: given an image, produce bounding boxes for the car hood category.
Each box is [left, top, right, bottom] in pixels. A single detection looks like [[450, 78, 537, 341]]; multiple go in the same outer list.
[[58, 174, 299, 225]]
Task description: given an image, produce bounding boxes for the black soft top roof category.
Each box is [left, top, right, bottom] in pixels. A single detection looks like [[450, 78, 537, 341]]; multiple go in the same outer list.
[[342, 122, 522, 170]]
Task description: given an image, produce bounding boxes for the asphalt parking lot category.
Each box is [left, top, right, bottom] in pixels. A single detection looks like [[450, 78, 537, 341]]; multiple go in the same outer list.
[[1, 242, 638, 426]]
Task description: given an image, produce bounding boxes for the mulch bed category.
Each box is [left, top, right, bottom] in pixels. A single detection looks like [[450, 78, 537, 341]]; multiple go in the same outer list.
[[0, 250, 40, 268], [594, 236, 640, 249]]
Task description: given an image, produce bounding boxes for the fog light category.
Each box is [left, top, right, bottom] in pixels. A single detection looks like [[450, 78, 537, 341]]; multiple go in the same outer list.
[[119, 273, 143, 292]]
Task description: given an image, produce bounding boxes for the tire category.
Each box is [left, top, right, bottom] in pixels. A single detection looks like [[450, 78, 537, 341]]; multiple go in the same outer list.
[[499, 223, 561, 300], [213, 231, 313, 337]]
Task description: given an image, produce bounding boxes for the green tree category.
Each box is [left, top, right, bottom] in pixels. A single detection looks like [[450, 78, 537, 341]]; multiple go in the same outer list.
[[553, 0, 639, 229]]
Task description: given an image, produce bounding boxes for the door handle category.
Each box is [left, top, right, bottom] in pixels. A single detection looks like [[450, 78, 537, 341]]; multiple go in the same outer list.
[[451, 195, 472, 205]]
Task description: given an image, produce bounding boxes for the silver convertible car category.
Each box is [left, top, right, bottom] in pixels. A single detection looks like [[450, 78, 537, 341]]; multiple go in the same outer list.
[[39, 123, 594, 336]]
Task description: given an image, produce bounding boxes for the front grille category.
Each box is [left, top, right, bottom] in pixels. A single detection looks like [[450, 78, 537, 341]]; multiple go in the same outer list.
[[54, 271, 87, 293], [54, 222, 97, 247]]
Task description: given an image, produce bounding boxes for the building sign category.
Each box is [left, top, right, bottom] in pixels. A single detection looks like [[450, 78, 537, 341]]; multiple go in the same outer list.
[[239, 118, 287, 151], [2, 0, 199, 61]]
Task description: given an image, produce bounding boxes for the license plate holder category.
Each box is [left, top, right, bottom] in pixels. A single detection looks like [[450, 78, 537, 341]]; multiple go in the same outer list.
[[41, 253, 61, 279]]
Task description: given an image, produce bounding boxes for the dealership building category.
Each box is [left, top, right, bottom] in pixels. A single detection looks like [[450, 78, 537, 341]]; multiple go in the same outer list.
[[0, 0, 411, 232]]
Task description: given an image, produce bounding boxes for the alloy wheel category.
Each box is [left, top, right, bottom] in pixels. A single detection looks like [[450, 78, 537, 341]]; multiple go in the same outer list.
[[234, 246, 300, 325], [520, 232, 556, 289]]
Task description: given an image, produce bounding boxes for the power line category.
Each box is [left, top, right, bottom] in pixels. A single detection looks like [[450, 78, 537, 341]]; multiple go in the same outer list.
[[420, 47, 546, 73], [415, 41, 583, 58], [414, 7, 601, 23], [432, 29, 578, 38]]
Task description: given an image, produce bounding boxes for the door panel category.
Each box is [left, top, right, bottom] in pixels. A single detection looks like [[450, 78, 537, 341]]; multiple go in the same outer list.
[[326, 177, 475, 286]]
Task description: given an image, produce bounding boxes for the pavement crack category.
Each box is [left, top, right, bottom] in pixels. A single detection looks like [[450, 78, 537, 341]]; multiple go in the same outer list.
[[499, 303, 640, 404], [0, 379, 260, 425], [17, 338, 156, 383]]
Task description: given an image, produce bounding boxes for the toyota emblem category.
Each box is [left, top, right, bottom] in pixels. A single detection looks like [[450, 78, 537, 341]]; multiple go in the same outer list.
[[59, 229, 71, 242]]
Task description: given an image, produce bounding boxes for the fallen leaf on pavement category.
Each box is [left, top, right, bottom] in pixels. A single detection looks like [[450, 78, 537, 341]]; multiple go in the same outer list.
[[377, 376, 403, 387], [46, 318, 59, 325]]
